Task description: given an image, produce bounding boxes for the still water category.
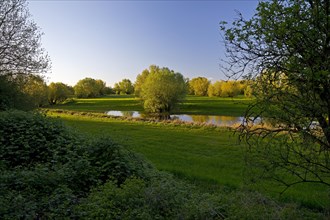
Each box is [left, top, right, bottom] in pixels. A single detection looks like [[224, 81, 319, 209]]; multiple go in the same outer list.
[[106, 110, 258, 127]]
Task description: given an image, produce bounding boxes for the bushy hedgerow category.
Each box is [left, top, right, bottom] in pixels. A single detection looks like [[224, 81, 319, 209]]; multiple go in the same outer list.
[[0, 111, 153, 219], [74, 173, 225, 219]]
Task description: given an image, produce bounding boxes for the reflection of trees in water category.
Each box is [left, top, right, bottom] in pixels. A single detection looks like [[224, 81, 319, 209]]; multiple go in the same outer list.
[[191, 115, 240, 125], [121, 111, 134, 117], [141, 113, 171, 120], [211, 116, 239, 126], [191, 115, 210, 123]]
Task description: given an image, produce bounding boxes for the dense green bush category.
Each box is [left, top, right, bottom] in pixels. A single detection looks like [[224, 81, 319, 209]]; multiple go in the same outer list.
[[75, 174, 225, 219], [0, 111, 152, 218]]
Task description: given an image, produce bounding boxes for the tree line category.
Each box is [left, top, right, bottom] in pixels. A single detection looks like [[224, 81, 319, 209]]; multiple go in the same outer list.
[[1, 65, 253, 111]]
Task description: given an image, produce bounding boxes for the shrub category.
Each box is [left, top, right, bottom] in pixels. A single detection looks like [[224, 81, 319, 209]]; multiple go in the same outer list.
[[75, 173, 225, 219], [87, 137, 155, 185], [0, 111, 152, 218]]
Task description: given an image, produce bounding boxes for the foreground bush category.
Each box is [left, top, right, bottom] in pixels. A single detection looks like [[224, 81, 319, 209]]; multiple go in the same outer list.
[[0, 111, 151, 218]]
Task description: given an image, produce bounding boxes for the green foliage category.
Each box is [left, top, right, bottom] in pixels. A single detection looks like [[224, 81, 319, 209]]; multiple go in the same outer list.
[[87, 137, 154, 185], [220, 81, 241, 97], [244, 85, 253, 98], [0, 75, 34, 111], [74, 77, 106, 98], [115, 78, 134, 95], [75, 174, 225, 219], [189, 77, 210, 96], [75, 173, 324, 219], [207, 80, 241, 98], [22, 74, 49, 107], [208, 81, 222, 97], [95, 79, 107, 95], [0, 111, 77, 168], [134, 68, 150, 96], [48, 82, 73, 105], [140, 66, 187, 114], [0, 111, 154, 218], [221, 0, 330, 188]]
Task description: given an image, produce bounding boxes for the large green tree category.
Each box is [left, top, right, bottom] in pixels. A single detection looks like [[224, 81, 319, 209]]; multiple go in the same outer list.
[[221, 0, 330, 188], [48, 82, 73, 105], [140, 66, 187, 115], [22, 75, 48, 107], [117, 79, 134, 95], [189, 77, 210, 96], [74, 78, 105, 98], [0, 0, 50, 110], [134, 69, 150, 97]]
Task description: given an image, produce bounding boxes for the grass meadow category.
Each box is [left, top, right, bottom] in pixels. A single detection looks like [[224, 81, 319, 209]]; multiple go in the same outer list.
[[51, 95, 252, 116], [47, 95, 329, 210]]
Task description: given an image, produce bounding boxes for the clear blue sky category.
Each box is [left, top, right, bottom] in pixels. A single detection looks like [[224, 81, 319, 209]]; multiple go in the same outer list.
[[28, 0, 259, 87]]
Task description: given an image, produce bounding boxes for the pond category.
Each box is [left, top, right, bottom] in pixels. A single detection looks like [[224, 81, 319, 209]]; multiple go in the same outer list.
[[106, 110, 260, 127]]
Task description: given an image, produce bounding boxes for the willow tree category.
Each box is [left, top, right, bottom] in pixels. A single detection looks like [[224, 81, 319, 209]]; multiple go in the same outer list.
[[140, 66, 187, 115], [189, 77, 210, 96], [221, 0, 330, 189]]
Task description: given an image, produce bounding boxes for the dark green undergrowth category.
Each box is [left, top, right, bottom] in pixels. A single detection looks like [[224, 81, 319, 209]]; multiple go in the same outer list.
[[0, 110, 327, 219]]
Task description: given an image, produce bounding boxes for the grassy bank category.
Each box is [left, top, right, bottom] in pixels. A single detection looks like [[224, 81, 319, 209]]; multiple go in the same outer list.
[[49, 110, 329, 210], [49, 95, 252, 117]]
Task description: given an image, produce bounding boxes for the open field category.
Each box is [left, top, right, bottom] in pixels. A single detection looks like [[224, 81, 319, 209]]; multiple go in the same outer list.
[[49, 95, 252, 117], [48, 109, 329, 210]]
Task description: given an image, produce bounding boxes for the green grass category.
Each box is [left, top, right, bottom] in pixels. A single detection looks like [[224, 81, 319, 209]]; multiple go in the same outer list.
[[51, 95, 144, 113], [178, 95, 252, 116], [49, 95, 252, 117], [50, 111, 329, 210]]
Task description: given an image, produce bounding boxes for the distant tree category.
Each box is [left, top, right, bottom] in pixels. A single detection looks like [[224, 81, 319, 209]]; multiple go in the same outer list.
[[189, 77, 210, 96], [117, 79, 134, 95], [74, 77, 102, 98], [134, 69, 150, 97], [48, 82, 72, 105], [140, 66, 187, 114], [220, 81, 240, 97], [113, 83, 120, 95], [243, 85, 253, 98], [102, 86, 114, 95], [95, 79, 107, 96], [22, 75, 48, 107], [208, 81, 223, 97], [221, 0, 330, 188]]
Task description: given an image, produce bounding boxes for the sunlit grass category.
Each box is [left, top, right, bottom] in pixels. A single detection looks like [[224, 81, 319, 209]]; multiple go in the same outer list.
[[47, 95, 253, 116], [50, 111, 329, 210]]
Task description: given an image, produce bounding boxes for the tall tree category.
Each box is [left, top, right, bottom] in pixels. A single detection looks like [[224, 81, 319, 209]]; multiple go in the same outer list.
[[22, 74, 48, 107], [95, 79, 107, 96], [189, 77, 210, 96], [0, 0, 50, 110], [118, 79, 134, 95], [221, 0, 330, 188], [74, 78, 102, 98], [140, 66, 187, 114], [48, 82, 72, 105], [134, 69, 150, 97], [0, 0, 49, 76]]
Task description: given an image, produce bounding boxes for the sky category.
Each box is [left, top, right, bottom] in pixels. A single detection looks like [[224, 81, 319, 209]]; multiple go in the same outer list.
[[28, 0, 259, 87]]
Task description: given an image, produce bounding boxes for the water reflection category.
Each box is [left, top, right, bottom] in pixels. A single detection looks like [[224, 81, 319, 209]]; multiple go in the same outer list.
[[106, 110, 258, 127]]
